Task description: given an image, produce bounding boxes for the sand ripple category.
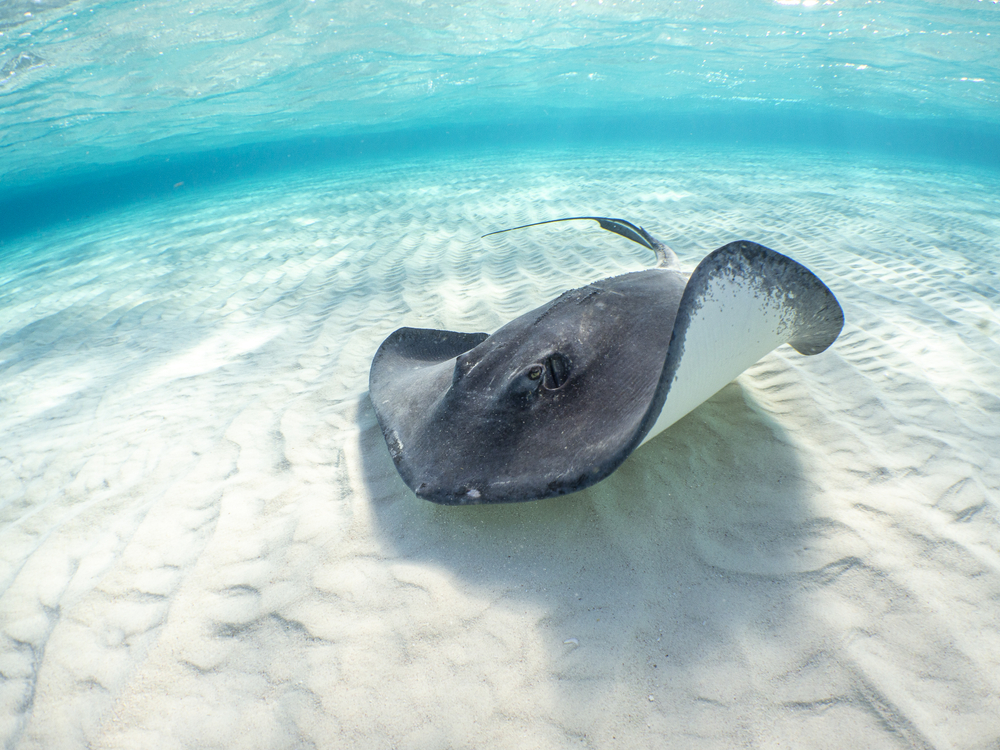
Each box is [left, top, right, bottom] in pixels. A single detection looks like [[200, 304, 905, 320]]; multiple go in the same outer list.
[[1, 150, 999, 748]]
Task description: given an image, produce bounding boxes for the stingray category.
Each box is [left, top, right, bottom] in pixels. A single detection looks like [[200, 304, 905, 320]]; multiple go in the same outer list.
[[369, 217, 844, 505]]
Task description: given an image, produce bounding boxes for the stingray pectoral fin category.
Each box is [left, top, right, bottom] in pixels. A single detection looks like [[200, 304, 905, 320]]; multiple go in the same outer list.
[[639, 241, 844, 446], [369, 327, 489, 467]]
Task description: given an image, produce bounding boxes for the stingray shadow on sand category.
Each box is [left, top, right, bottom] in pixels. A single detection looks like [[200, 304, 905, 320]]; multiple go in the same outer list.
[[355, 373, 826, 717]]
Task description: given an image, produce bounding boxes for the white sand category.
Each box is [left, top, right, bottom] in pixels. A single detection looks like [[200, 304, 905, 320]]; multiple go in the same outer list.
[[1, 149, 999, 749]]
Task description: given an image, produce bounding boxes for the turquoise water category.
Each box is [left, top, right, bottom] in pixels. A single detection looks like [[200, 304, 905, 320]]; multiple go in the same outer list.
[[1, 0, 999, 240], [3, 1, 1000, 748]]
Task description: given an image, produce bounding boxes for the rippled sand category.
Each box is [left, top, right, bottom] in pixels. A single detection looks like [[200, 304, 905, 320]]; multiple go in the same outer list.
[[2, 149, 999, 749]]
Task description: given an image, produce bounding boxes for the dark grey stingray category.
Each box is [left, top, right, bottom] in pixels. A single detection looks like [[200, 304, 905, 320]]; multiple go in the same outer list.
[[369, 217, 844, 505]]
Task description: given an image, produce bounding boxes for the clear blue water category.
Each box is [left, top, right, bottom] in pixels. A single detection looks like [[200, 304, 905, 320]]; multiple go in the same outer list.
[[3, 1, 1000, 748], [1, 0, 999, 240]]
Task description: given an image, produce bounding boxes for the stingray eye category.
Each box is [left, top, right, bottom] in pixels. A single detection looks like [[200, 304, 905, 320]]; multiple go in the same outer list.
[[527, 365, 543, 380]]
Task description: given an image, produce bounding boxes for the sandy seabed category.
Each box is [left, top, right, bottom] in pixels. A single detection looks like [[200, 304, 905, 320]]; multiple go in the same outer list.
[[1, 148, 999, 749]]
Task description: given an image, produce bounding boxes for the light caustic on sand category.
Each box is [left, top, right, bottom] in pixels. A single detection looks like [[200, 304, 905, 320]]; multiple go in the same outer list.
[[1, 151, 999, 749]]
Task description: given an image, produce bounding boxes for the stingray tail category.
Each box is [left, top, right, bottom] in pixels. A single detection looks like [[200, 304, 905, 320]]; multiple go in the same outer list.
[[482, 216, 678, 268]]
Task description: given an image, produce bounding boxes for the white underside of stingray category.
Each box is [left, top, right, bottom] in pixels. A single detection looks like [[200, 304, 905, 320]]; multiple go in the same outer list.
[[642, 272, 797, 446]]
